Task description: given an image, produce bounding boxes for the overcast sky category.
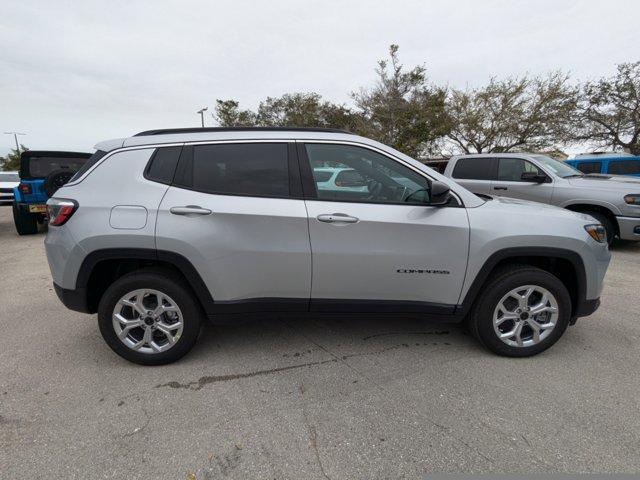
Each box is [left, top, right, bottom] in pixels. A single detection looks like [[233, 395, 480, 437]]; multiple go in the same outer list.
[[1, 0, 639, 156]]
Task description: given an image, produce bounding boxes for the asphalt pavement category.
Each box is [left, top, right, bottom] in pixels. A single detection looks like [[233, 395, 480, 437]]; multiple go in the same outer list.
[[1, 206, 639, 479]]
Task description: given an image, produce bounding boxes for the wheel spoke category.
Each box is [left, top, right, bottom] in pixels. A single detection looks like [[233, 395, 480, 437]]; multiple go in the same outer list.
[[494, 311, 518, 326], [114, 314, 143, 339], [513, 322, 524, 347]]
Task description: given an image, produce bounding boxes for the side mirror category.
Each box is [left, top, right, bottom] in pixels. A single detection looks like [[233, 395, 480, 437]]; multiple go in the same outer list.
[[521, 172, 548, 183], [429, 180, 451, 206]]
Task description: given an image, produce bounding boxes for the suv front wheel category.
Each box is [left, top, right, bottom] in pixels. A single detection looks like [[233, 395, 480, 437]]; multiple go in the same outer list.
[[468, 265, 571, 357], [98, 269, 203, 365]]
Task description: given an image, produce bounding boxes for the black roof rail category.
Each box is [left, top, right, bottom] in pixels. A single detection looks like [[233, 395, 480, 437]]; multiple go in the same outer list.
[[133, 126, 353, 137]]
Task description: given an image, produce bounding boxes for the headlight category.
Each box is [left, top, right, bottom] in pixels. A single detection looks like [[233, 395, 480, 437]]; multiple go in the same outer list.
[[584, 224, 607, 243], [624, 194, 640, 205]]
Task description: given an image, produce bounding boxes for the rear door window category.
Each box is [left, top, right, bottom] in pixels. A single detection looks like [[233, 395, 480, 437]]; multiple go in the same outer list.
[[174, 143, 290, 197], [608, 160, 640, 175], [575, 161, 601, 174], [452, 157, 496, 180]]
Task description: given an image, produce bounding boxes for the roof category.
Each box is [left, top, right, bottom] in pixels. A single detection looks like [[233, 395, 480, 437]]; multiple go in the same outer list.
[[134, 127, 352, 136]]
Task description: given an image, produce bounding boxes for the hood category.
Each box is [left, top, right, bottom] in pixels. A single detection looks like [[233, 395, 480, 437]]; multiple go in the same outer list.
[[480, 195, 594, 222], [567, 175, 640, 191], [0, 181, 20, 188]]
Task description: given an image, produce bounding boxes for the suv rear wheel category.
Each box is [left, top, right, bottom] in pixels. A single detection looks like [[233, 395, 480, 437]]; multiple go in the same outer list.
[[468, 265, 571, 357], [98, 270, 203, 365]]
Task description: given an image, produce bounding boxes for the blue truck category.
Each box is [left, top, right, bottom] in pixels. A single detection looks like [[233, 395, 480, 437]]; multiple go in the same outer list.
[[565, 154, 640, 177], [12, 150, 91, 235]]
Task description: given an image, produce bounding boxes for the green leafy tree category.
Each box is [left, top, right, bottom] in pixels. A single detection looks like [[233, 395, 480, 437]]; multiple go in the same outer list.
[[352, 45, 450, 158], [446, 72, 578, 153], [1, 146, 27, 171], [575, 62, 640, 155], [214, 93, 364, 131]]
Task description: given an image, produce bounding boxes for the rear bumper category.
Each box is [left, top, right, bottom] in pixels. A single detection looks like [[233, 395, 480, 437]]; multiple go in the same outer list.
[[570, 297, 601, 325], [616, 215, 640, 241], [53, 283, 90, 313]]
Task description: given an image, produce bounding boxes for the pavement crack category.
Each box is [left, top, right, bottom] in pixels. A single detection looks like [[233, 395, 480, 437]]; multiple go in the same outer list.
[[122, 407, 150, 438], [155, 358, 339, 391], [299, 383, 332, 480]]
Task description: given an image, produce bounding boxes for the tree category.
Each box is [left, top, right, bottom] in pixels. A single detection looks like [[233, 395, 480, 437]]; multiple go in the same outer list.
[[0, 146, 27, 171], [446, 72, 578, 154], [352, 45, 450, 158], [214, 93, 364, 131], [575, 62, 640, 155]]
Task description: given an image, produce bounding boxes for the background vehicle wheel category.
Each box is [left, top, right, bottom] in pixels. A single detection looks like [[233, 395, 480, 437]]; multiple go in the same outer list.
[[584, 210, 615, 246], [12, 201, 38, 235], [468, 265, 571, 357], [98, 269, 203, 365]]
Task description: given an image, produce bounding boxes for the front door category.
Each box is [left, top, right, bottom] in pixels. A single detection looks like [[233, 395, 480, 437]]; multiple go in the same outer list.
[[300, 142, 470, 311], [492, 157, 553, 203]]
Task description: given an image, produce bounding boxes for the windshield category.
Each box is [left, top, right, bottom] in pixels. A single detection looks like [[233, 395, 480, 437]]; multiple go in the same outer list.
[[0, 172, 19, 182], [531, 155, 583, 178], [27, 156, 89, 178]]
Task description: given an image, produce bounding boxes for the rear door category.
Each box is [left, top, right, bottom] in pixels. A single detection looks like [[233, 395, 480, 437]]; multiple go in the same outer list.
[[449, 157, 496, 195], [492, 157, 553, 203], [155, 142, 311, 310], [300, 142, 469, 310]]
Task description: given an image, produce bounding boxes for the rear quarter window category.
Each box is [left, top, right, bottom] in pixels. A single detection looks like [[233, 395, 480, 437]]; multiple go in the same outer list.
[[145, 146, 183, 184]]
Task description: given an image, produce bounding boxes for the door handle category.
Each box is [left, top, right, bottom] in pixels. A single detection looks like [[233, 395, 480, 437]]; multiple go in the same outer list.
[[493, 186, 508, 191], [170, 205, 212, 216], [317, 213, 359, 224]]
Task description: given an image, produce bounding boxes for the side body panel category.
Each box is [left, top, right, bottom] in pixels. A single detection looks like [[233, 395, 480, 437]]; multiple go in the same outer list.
[[45, 148, 167, 288]]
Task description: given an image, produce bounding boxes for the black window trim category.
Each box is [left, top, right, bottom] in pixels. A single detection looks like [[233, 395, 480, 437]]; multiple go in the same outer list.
[[170, 140, 303, 200], [297, 140, 463, 208]]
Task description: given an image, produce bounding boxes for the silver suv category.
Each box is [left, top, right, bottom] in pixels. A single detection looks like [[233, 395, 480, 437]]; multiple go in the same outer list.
[[444, 153, 640, 245], [45, 128, 610, 364]]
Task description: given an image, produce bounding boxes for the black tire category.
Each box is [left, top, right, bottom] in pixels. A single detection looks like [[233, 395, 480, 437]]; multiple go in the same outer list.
[[467, 265, 572, 357], [44, 169, 75, 197], [12, 201, 38, 235], [583, 210, 615, 247], [98, 269, 203, 365]]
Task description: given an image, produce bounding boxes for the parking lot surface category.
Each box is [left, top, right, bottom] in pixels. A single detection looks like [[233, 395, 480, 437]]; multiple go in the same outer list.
[[1, 205, 640, 479]]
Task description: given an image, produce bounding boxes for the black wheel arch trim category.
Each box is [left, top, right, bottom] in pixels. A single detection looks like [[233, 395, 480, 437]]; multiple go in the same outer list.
[[75, 248, 216, 315], [455, 247, 588, 317]]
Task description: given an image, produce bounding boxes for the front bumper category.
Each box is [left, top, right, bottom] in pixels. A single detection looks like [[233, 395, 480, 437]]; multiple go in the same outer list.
[[616, 215, 640, 240]]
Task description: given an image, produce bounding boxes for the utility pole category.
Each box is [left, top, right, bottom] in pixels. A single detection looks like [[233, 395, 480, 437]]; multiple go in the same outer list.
[[197, 107, 208, 127], [4, 132, 26, 152]]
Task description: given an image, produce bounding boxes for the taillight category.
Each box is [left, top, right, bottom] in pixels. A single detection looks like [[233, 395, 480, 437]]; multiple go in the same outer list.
[[47, 198, 78, 226], [19, 183, 31, 194]]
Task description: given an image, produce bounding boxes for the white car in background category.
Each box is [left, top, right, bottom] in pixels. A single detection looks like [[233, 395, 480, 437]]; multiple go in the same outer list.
[[0, 171, 19, 205]]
